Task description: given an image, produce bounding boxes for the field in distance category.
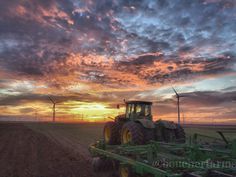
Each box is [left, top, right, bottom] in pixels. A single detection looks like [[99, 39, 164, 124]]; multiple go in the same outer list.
[[26, 122, 236, 157]]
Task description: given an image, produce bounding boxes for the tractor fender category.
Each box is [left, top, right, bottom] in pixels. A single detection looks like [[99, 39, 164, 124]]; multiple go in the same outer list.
[[135, 119, 155, 129], [114, 114, 125, 122]]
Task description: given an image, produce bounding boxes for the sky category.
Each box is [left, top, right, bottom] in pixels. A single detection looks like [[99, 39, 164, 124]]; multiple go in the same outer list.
[[0, 0, 236, 123]]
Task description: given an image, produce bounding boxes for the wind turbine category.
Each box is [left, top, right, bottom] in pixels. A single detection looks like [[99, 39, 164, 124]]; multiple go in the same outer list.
[[32, 106, 38, 122], [172, 87, 185, 125], [34, 108, 38, 122], [48, 96, 60, 122]]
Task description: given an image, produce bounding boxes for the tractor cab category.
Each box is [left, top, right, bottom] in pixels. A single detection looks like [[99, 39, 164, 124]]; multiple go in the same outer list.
[[104, 100, 185, 146], [125, 101, 152, 120]]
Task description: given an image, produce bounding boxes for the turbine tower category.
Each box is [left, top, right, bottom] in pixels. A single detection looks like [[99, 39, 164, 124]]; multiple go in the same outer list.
[[182, 112, 185, 125], [48, 96, 59, 122], [172, 87, 185, 125], [35, 108, 38, 121], [32, 107, 38, 122]]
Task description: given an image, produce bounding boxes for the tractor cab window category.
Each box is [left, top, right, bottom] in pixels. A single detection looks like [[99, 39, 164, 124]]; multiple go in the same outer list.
[[135, 104, 147, 117], [126, 104, 130, 118], [126, 104, 135, 118], [131, 104, 135, 113], [136, 104, 142, 114], [126, 103, 151, 118], [144, 105, 151, 116]]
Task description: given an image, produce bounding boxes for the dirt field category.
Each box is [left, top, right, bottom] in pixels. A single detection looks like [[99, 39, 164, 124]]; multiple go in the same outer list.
[[0, 122, 235, 177], [0, 122, 96, 177], [25, 122, 105, 162]]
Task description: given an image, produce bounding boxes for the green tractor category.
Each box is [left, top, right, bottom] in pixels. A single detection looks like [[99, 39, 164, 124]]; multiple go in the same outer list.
[[104, 101, 185, 145]]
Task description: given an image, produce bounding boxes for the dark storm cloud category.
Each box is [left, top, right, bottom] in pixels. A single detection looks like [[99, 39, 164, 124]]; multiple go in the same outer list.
[[115, 52, 235, 84], [0, 0, 122, 77], [0, 91, 123, 106], [0, 94, 48, 106], [222, 86, 236, 91], [0, 0, 75, 76], [117, 0, 236, 56], [181, 90, 236, 107]]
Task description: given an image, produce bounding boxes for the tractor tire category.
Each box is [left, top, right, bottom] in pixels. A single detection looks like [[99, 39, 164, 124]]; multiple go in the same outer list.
[[92, 157, 114, 172], [118, 165, 134, 177], [155, 127, 164, 142], [175, 125, 186, 143], [163, 128, 176, 143], [92, 157, 103, 172], [143, 128, 155, 143], [104, 121, 120, 145], [121, 122, 144, 145]]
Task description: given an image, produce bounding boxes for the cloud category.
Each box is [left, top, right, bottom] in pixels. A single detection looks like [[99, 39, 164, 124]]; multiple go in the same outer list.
[[181, 90, 236, 107], [0, 0, 235, 88], [0, 91, 125, 106], [0, 0, 236, 122]]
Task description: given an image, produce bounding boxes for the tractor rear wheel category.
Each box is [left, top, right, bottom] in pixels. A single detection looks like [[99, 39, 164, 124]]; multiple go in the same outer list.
[[103, 121, 120, 145], [175, 125, 186, 143], [163, 128, 176, 142], [121, 122, 144, 145], [144, 128, 155, 143]]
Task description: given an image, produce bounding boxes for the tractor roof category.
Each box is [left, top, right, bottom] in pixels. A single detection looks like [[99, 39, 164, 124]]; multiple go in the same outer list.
[[126, 101, 152, 105]]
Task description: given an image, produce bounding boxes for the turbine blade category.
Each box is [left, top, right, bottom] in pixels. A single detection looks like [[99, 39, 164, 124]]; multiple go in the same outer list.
[[179, 94, 188, 97], [48, 96, 55, 104], [172, 87, 179, 96], [179, 95, 184, 97]]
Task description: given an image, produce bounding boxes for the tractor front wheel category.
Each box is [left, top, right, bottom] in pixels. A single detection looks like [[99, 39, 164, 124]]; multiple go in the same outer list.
[[92, 157, 115, 172], [103, 121, 120, 145], [119, 165, 134, 177], [121, 122, 144, 145]]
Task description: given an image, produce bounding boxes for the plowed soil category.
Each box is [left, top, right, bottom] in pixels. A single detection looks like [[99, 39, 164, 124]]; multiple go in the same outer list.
[[0, 122, 95, 177]]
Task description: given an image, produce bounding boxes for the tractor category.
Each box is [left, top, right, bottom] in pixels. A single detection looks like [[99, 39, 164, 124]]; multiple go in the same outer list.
[[90, 101, 235, 177], [104, 101, 185, 145]]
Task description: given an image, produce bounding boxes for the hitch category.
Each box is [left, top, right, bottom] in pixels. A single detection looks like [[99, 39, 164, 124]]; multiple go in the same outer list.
[[217, 131, 229, 145]]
